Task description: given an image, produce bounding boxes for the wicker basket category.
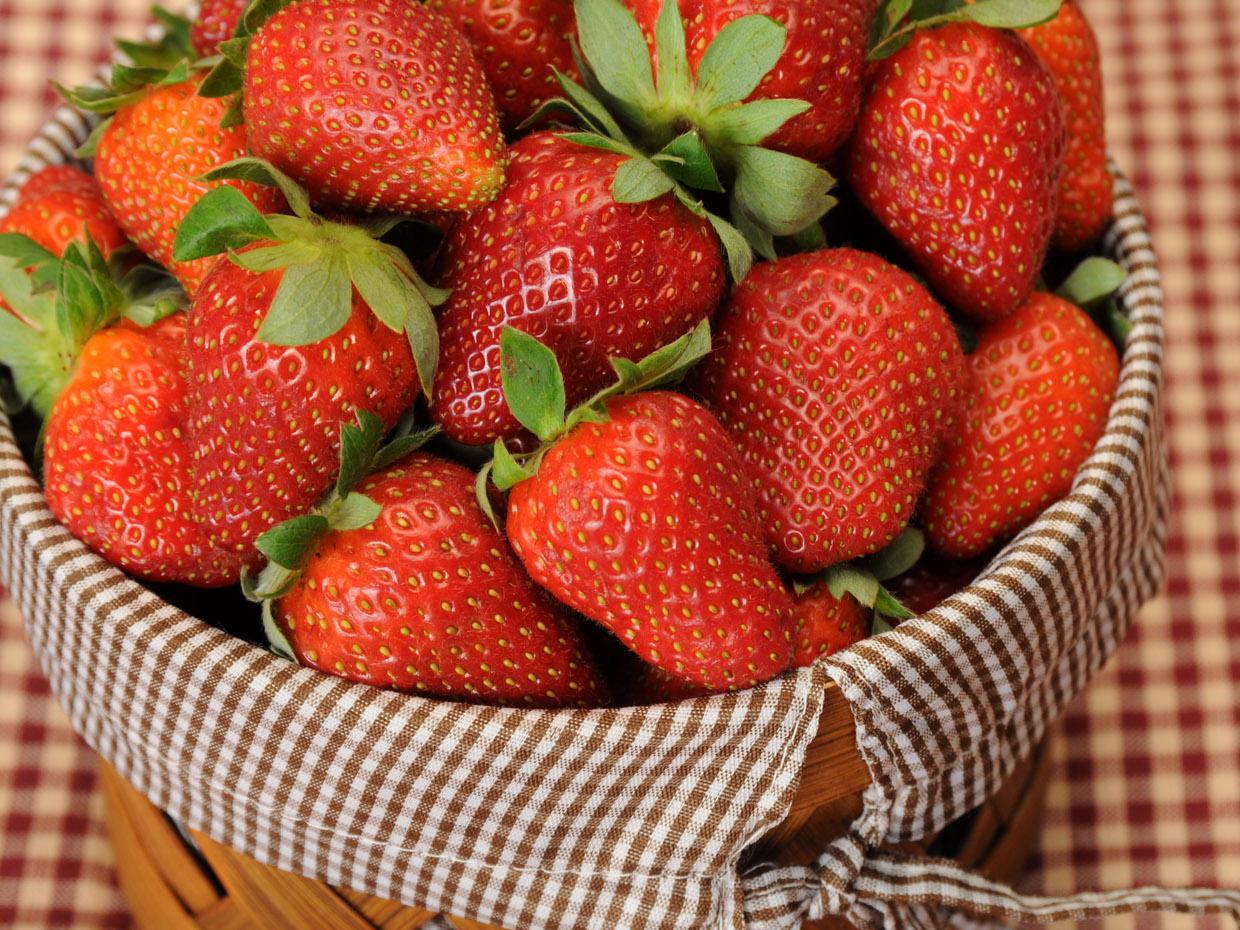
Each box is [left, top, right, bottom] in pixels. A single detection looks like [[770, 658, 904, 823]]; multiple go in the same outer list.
[[0, 33, 1168, 930], [99, 741, 1052, 930]]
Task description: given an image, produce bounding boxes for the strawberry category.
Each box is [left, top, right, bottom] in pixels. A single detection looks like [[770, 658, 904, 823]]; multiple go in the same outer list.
[[0, 165, 127, 260], [845, 22, 1065, 322], [1019, 0, 1113, 251], [0, 237, 240, 587], [191, 0, 248, 57], [255, 430, 607, 707], [430, 132, 725, 446], [237, 0, 506, 215], [174, 160, 443, 568], [627, 0, 876, 162], [790, 583, 867, 666], [429, 0, 579, 133], [489, 329, 793, 690], [623, 659, 715, 704], [923, 292, 1120, 558], [692, 248, 966, 574], [884, 551, 988, 615]]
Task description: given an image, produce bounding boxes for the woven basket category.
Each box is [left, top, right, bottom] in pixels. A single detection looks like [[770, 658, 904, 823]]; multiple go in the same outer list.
[[0, 62, 1169, 930]]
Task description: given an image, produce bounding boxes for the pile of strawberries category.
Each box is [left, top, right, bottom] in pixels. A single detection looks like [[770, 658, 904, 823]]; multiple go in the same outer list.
[[0, 0, 1126, 707]]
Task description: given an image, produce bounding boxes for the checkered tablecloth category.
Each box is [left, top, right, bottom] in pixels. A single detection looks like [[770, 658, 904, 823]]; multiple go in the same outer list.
[[0, 1, 1237, 928]]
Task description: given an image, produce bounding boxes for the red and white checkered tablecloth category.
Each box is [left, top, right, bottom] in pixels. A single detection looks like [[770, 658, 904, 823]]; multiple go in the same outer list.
[[0, 1, 1237, 928]]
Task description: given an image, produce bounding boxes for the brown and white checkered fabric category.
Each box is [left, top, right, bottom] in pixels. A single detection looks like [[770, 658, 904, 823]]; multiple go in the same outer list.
[[0, 12, 1233, 930]]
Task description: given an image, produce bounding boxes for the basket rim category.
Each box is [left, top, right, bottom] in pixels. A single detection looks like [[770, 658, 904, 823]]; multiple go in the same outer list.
[[0, 101, 1165, 727]]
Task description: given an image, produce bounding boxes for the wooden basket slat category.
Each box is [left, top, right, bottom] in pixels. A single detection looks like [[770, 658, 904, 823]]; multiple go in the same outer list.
[[336, 887, 440, 929], [195, 899, 261, 930]]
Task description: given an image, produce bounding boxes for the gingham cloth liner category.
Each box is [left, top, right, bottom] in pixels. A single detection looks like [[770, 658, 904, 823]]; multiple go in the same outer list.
[[1, 55, 1237, 930]]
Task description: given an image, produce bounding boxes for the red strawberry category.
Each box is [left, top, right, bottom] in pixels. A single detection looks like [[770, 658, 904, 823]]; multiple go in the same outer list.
[[429, 0, 579, 133], [693, 248, 966, 574], [846, 23, 1065, 322], [506, 390, 793, 691], [17, 165, 100, 202], [1019, 1, 1113, 251], [431, 132, 725, 446], [243, 0, 506, 215], [790, 583, 868, 667], [191, 0, 248, 56], [1, 165, 127, 260], [271, 452, 607, 707], [624, 659, 715, 704], [44, 317, 245, 586], [92, 74, 285, 293], [186, 257, 420, 568], [0, 245, 240, 587], [924, 292, 1120, 558], [628, 0, 876, 162]]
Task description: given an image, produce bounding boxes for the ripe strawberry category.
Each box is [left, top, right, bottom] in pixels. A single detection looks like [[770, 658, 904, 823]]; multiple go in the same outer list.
[[17, 165, 100, 202], [884, 551, 987, 615], [1, 165, 127, 260], [790, 583, 867, 666], [627, 0, 875, 162], [90, 74, 285, 294], [186, 258, 421, 568], [191, 0, 248, 56], [429, 0, 579, 133], [623, 659, 714, 704], [242, 0, 506, 215], [923, 292, 1120, 558], [431, 132, 725, 446], [845, 22, 1065, 322], [692, 248, 966, 574], [269, 452, 607, 707], [505, 390, 793, 691], [1019, 1, 1113, 251], [0, 238, 240, 587]]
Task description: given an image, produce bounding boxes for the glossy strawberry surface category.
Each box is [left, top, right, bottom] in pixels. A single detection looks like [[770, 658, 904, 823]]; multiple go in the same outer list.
[[244, 0, 506, 215], [275, 453, 608, 706], [190, 0, 248, 56], [186, 256, 420, 567], [94, 75, 284, 294], [43, 316, 246, 587], [430, 0, 578, 132], [693, 248, 966, 573], [628, 0, 875, 162], [790, 583, 868, 667], [924, 292, 1120, 558], [1, 165, 127, 260], [846, 23, 1066, 321], [1020, 0, 1113, 251], [507, 391, 793, 691], [431, 132, 725, 446]]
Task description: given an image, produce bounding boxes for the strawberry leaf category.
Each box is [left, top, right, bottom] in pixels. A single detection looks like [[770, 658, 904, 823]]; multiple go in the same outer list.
[[330, 492, 382, 531], [861, 527, 925, 581], [560, 132, 635, 157], [74, 118, 112, 159], [371, 427, 439, 472], [229, 240, 320, 273], [346, 251, 415, 334], [550, 71, 631, 141], [705, 98, 810, 147], [706, 212, 754, 283], [656, 132, 724, 192], [731, 145, 836, 237], [202, 157, 313, 220], [173, 186, 275, 261], [500, 326, 567, 441], [652, 0, 693, 105], [694, 14, 786, 111], [729, 199, 777, 260], [617, 318, 713, 391], [257, 252, 353, 346], [261, 601, 297, 659], [256, 514, 330, 569], [337, 409, 387, 498], [874, 588, 914, 621], [962, 0, 1061, 28], [574, 0, 658, 117], [491, 440, 534, 491], [612, 156, 676, 203], [0, 233, 60, 290], [824, 564, 881, 609], [1056, 257, 1127, 310]]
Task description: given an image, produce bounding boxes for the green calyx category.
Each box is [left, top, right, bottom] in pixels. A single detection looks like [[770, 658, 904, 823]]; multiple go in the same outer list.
[[194, 0, 301, 125], [57, 6, 204, 154], [0, 233, 184, 419], [242, 408, 437, 648], [173, 157, 448, 395], [869, 0, 1064, 61], [805, 527, 926, 635], [534, 0, 838, 280], [473, 320, 713, 524], [1055, 256, 1131, 347]]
